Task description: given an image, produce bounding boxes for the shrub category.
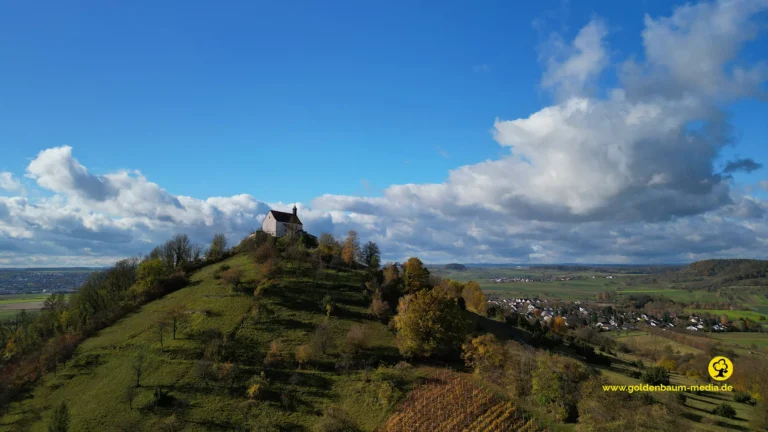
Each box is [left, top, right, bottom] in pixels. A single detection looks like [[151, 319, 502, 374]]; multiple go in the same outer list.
[[676, 392, 687, 405], [641, 366, 670, 385], [265, 339, 284, 367], [253, 242, 278, 264], [345, 325, 368, 355], [733, 391, 755, 405], [246, 372, 269, 400], [311, 323, 333, 354], [262, 258, 278, 279], [296, 344, 314, 369], [712, 403, 736, 419], [313, 406, 358, 432]]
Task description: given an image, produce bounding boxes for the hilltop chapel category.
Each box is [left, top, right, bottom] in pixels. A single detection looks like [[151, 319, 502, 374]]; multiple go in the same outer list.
[[261, 205, 304, 238]]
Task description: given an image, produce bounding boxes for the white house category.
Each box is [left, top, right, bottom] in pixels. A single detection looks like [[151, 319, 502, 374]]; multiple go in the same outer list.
[[262, 206, 303, 237]]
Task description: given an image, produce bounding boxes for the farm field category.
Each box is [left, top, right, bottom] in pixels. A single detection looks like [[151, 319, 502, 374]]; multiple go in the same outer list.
[[709, 332, 768, 351], [685, 309, 767, 321], [0, 293, 59, 322], [383, 369, 541, 432], [608, 331, 704, 355]]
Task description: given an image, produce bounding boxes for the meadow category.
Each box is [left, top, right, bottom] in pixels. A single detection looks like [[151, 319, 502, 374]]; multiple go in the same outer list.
[[685, 309, 767, 321], [0, 255, 425, 431]]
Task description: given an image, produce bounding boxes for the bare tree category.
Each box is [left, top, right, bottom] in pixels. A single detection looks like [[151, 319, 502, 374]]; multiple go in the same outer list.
[[165, 305, 187, 340], [132, 352, 147, 387], [122, 386, 138, 410], [154, 317, 169, 352]]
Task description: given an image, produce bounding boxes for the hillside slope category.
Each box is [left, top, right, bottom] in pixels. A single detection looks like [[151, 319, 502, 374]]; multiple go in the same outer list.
[[1, 254, 419, 431]]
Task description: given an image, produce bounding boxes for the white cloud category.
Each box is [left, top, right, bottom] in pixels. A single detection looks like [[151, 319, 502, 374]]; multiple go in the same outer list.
[[541, 19, 608, 97], [0, 172, 20, 192]]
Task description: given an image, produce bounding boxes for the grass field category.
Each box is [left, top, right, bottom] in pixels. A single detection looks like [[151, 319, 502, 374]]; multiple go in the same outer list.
[[599, 367, 754, 432], [608, 331, 704, 355], [0, 294, 52, 305], [685, 309, 767, 321], [0, 293, 71, 322], [709, 332, 768, 351], [1, 256, 423, 431]]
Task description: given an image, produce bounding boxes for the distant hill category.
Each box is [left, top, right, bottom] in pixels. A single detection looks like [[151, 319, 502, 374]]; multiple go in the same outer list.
[[685, 259, 768, 288], [0, 267, 103, 272]]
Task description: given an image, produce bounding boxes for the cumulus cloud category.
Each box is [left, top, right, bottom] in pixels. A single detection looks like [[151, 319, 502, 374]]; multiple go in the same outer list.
[[541, 19, 608, 97], [1, 0, 767, 266], [0, 172, 20, 192], [313, 0, 768, 262]]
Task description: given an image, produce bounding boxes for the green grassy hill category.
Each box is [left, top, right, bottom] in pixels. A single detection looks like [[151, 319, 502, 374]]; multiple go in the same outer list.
[[1, 254, 422, 431]]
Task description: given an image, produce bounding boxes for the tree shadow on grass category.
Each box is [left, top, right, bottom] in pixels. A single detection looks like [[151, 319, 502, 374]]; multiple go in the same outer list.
[[681, 412, 750, 431]]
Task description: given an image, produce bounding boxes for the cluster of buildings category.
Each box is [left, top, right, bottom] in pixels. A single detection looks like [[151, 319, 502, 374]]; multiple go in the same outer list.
[[488, 296, 734, 333], [0, 270, 92, 295], [486, 274, 614, 284]]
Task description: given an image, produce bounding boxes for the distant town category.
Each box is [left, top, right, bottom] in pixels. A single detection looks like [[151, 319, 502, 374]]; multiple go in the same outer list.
[[0, 269, 94, 295], [489, 296, 739, 333]]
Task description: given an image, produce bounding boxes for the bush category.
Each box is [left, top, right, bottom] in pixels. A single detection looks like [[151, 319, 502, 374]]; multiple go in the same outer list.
[[253, 242, 278, 264], [676, 392, 687, 405], [712, 403, 737, 419], [296, 344, 314, 369], [733, 391, 755, 405], [313, 406, 359, 432], [641, 366, 670, 385]]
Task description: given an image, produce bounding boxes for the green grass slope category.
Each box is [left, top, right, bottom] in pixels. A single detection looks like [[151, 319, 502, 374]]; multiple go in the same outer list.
[[1, 254, 419, 431]]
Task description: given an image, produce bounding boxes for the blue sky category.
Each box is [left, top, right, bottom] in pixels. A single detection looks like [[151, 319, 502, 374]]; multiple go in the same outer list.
[[0, 0, 767, 266]]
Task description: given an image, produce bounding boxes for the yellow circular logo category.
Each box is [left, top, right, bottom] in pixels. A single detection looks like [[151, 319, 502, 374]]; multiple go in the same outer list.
[[708, 356, 733, 381]]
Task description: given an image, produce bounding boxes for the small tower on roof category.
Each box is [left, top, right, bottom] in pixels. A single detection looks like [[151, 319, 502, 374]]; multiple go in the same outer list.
[[292, 204, 297, 216]]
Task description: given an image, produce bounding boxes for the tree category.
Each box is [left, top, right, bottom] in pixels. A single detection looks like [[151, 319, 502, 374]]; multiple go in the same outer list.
[[461, 281, 488, 315], [217, 362, 239, 392], [370, 291, 390, 322], [208, 233, 228, 261], [167, 233, 193, 269], [321, 294, 335, 319], [552, 316, 568, 334], [393, 289, 471, 358], [265, 339, 284, 367], [154, 317, 169, 352], [345, 325, 368, 359], [403, 257, 431, 293], [122, 386, 138, 410], [132, 352, 147, 387], [237, 400, 259, 425], [641, 366, 670, 385], [461, 334, 506, 379], [310, 323, 332, 354], [165, 305, 187, 340], [222, 267, 244, 293], [296, 344, 313, 369], [341, 230, 360, 268], [532, 354, 590, 422], [318, 233, 341, 264], [361, 241, 381, 269], [48, 402, 70, 432], [195, 360, 214, 387], [133, 258, 167, 298]]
